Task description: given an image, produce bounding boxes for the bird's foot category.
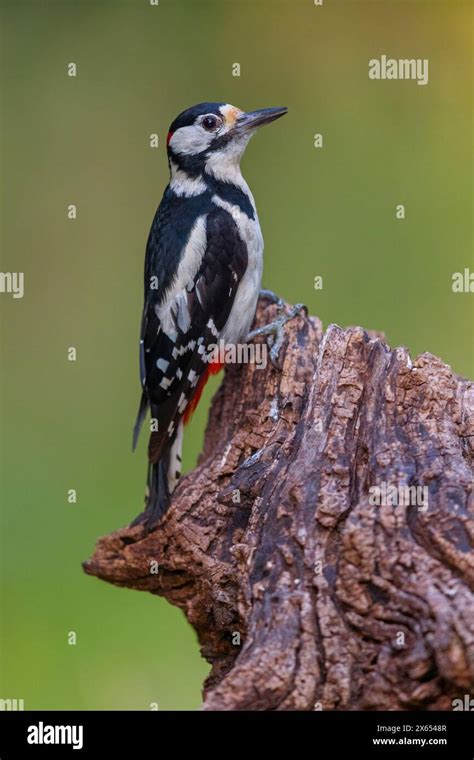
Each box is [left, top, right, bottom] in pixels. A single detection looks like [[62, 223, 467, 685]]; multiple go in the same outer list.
[[247, 298, 307, 369], [258, 288, 284, 307]]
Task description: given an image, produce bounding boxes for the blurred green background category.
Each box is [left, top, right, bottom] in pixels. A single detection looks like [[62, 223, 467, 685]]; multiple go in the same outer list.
[[0, 0, 472, 710]]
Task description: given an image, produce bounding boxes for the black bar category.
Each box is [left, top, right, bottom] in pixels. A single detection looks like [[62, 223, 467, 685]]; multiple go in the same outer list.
[[0, 710, 472, 757]]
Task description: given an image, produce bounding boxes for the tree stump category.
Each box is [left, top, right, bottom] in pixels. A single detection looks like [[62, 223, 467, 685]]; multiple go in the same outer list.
[[83, 298, 474, 711]]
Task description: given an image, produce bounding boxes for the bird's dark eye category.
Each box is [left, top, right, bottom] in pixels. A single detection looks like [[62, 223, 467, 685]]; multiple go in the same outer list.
[[202, 115, 220, 131]]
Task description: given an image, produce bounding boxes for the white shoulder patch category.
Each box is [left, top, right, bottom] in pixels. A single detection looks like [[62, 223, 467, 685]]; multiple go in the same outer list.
[[158, 215, 208, 336]]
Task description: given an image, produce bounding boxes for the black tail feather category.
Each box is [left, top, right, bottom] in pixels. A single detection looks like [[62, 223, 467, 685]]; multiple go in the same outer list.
[[130, 448, 172, 530], [132, 391, 149, 451], [146, 458, 171, 524]]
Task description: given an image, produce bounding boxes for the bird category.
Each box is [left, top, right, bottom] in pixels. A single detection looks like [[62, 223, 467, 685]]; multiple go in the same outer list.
[[132, 101, 293, 529]]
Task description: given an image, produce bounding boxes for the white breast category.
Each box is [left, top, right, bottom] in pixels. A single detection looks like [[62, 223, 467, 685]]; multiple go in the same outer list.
[[211, 190, 264, 345]]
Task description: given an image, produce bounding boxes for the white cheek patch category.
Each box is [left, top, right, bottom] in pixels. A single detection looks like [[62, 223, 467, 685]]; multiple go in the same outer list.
[[169, 125, 214, 156], [204, 134, 252, 182]]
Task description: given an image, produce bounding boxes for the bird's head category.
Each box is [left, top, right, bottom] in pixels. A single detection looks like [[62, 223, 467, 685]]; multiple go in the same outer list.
[[166, 102, 287, 183]]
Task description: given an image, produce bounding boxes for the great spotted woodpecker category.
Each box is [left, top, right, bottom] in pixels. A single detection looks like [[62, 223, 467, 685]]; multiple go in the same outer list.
[[132, 102, 288, 528]]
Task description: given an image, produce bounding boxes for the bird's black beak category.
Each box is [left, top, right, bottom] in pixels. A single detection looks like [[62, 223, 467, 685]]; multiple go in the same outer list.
[[235, 107, 288, 134]]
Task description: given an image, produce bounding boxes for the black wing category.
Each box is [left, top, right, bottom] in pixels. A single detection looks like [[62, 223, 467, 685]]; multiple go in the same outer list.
[[134, 203, 248, 463]]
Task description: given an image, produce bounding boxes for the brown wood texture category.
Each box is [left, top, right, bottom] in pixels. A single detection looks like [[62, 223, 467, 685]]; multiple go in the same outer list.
[[84, 299, 474, 710]]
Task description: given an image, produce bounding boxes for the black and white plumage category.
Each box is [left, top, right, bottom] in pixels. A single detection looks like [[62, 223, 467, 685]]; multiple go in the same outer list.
[[133, 101, 287, 527]]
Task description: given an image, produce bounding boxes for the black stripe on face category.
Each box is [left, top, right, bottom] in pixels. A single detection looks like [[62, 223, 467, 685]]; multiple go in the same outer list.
[[169, 132, 235, 178], [170, 150, 207, 178]]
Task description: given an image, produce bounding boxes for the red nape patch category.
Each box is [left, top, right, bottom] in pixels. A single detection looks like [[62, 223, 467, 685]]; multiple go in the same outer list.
[[166, 131, 174, 147], [183, 362, 224, 425]]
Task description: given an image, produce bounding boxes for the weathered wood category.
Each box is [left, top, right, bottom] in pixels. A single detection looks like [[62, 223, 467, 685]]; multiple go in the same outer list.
[[84, 298, 474, 711]]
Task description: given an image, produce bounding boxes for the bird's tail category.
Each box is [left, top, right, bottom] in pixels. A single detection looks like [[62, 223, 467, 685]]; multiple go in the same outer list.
[[137, 420, 184, 529]]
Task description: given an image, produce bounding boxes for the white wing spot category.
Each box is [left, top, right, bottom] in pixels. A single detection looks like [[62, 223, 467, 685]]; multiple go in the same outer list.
[[208, 318, 218, 337], [156, 358, 170, 372], [178, 393, 188, 412]]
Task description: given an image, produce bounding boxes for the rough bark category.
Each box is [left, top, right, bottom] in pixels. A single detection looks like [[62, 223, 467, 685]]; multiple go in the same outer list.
[[84, 298, 474, 711]]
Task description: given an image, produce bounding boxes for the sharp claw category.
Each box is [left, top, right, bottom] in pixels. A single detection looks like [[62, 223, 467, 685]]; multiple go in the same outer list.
[[270, 353, 281, 370], [247, 301, 307, 370], [295, 303, 308, 318], [259, 288, 283, 307], [270, 334, 284, 368]]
